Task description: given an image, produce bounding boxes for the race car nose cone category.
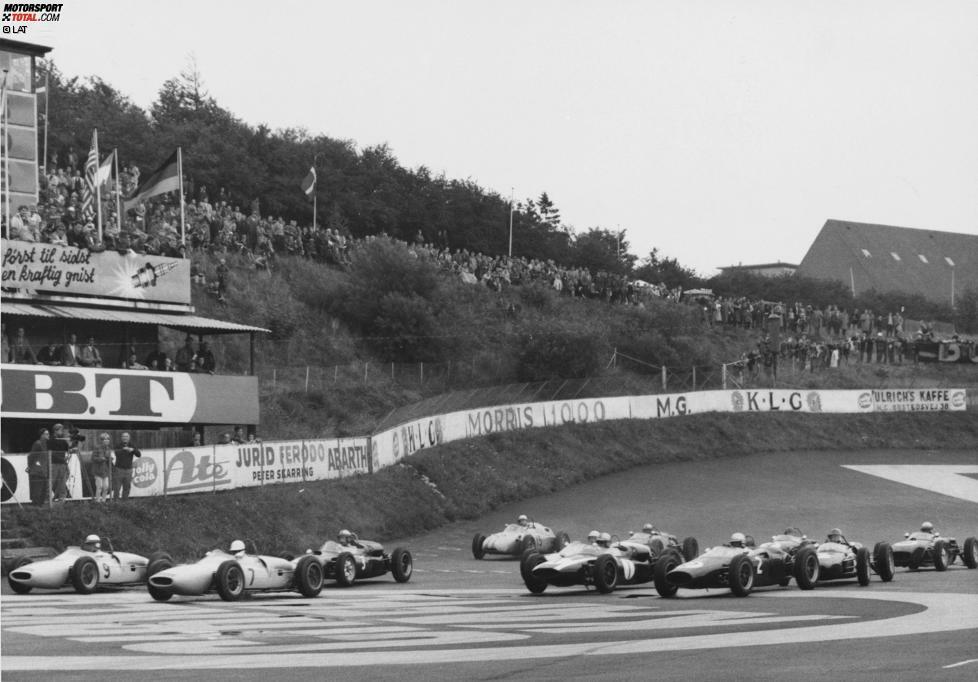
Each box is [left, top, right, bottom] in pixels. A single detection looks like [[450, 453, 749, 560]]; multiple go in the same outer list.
[[667, 570, 693, 586]]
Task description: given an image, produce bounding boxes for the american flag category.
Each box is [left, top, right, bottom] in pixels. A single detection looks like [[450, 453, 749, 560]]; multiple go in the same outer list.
[[80, 130, 99, 222]]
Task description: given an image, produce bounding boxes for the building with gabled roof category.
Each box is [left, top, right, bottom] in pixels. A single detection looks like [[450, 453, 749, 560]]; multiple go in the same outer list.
[[796, 219, 978, 305]]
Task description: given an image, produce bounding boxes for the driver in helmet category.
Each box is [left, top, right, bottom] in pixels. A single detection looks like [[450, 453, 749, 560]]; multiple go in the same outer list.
[[920, 521, 935, 534], [642, 523, 655, 533], [229, 539, 246, 557], [728, 532, 747, 548], [517, 514, 530, 527], [81, 534, 101, 552], [587, 530, 600, 545], [596, 532, 612, 549], [337, 529, 353, 546], [826, 528, 845, 544]]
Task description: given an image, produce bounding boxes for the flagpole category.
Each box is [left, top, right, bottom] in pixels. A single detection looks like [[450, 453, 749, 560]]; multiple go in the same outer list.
[[508, 187, 514, 258], [2, 69, 9, 238], [177, 147, 185, 246], [113, 149, 121, 234], [94, 129, 103, 240], [312, 155, 317, 231], [42, 70, 49, 174]]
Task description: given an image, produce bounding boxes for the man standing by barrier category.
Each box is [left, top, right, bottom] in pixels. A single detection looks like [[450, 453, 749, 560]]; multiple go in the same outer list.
[[112, 432, 142, 500], [27, 428, 51, 505], [48, 424, 72, 503]]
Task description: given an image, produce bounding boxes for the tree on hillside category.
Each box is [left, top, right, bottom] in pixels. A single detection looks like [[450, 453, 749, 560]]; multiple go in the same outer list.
[[569, 228, 636, 275], [633, 248, 700, 289], [537, 192, 561, 228]]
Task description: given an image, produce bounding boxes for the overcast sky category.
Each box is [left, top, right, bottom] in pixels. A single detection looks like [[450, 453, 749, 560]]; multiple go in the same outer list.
[[29, 0, 978, 275]]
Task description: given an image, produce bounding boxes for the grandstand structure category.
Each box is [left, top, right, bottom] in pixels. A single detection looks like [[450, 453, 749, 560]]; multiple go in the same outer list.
[[0, 39, 267, 456], [797, 219, 978, 306]]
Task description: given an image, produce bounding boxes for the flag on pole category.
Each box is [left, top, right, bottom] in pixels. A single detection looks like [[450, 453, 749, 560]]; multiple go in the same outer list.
[[300, 166, 316, 199], [96, 151, 113, 186], [81, 130, 99, 222], [123, 150, 180, 212]]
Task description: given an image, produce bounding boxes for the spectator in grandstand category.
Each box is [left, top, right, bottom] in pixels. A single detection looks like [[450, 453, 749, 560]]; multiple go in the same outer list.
[[37, 342, 62, 365], [79, 336, 103, 367], [111, 432, 141, 500], [90, 433, 112, 504], [175, 336, 196, 371], [194, 340, 216, 374], [218, 432, 232, 444], [10, 205, 34, 241], [49, 423, 73, 503], [1, 324, 9, 363], [144, 343, 169, 371], [27, 427, 50, 506], [192, 431, 203, 447], [60, 333, 81, 366], [11, 327, 36, 364], [123, 351, 148, 370], [231, 426, 246, 445]]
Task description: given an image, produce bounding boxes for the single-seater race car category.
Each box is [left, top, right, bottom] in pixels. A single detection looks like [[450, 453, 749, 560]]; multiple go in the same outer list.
[[472, 515, 569, 559], [297, 530, 413, 586], [625, 524, 699, 563], [146, 540, 324, 602], [521, 534, 659, 594], [812, 529, 895, 585], [891, 523, 978, 572], [654, 531, 821, 597], [7, 534, 167, 595]]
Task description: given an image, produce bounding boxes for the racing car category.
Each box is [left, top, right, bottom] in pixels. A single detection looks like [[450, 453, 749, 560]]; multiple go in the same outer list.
[[146, 540, 324, 601], [520, 534, 659, 594], [296, 530, 413, 586], [472, 515, 570, 559], [812, 529, 895, 585], [625, 524, 699, 563], [6, 534, 167, 595], [891, 523, 978, 572], [653, 530, 820, 597]]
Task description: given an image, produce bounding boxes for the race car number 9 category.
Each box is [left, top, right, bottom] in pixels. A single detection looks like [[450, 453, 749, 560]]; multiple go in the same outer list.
[[248, 568, 255, 586], [102, 563, 111, 579]]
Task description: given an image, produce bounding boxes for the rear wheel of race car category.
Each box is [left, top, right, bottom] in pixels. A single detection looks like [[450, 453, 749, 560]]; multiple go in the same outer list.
[[294, 555, 324, 597], [521, 535, 537, 554], [963, 537, 978, 569], [681, 537, 699, 562], [794, 547, 819, 590], [471, 533, 486, 560], [554, 531, 570, 551], [648, 538, 665, 559], [520, 552, 548, 594], [215, 560, 245, 601], [856, 547, 871, 586], [728, 554, 755, 597], [7, 557, 33, 594], [334, 552, 357, 587], [147, 551, 173, 566], [873, 542, 895, 582], [147, 556, 173, 578], [908, 546, 925, 571], [71, 556, 100, 594], [653, 549, 682, 598], [593, 554, 619, 594], [391, 548, 413, 583], [933, 540, 949, 571]]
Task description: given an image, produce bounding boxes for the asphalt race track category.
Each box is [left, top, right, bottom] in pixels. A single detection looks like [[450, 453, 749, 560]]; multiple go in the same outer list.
[[3, 447, 977, 681]]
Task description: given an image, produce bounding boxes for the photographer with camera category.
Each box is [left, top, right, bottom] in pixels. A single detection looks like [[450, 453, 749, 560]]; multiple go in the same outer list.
[[48, 423, 77, 503], [112, 432, 141, 500]]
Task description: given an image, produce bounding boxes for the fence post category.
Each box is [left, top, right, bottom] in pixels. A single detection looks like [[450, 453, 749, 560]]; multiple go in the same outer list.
[[661, 365, 667, 391], [420, 362, 424, 385], [692, 366, 697, 390], [272, 368, 276, 392], [722, 363, 727, 389], [305, 366, 310, 393], [391, 362, 395, 379]]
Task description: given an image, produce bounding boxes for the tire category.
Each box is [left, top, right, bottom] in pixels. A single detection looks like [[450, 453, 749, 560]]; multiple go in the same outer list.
[[148, 582, 174, 602], [521, 535, 537, 554], [7, 557, 33, 594], [391, 548, 413, 583], [793, 547, 819, 590], [281, 553, 296, 562], [215, 560, 245, 601], [681, 537, 699, 562], [653, 549, 682, 598], [908, 546, 925, 571], [873, 542, 895, 582], [648, 538, 665, 559], [147, 551, 173, 565], [334, 552, 357, 587], [71, 556, 100, 594], [933, 540, 949, 572], [856, 547, 871, 586], [593, 554, 619, 594], [520, 552, 547, 594], [554, 532, 570, 551], [963, 537, 978, 569], [729, 554, 755, 597], [471, 533, 486, 560], [294, 555, 324, 597], [147, 557, 173, 578]]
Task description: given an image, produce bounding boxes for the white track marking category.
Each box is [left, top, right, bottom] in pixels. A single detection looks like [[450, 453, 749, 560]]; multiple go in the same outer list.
[[943, 659, 978, 669], [3, 590, 978, 670], [842, 465, 978, 503]]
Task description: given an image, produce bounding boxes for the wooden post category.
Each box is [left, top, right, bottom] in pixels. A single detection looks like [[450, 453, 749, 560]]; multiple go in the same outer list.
[[364, 362, 368, 383], [661, 365, 667, 391], [420, 362, 424, 385], [272, 368, 276, 392], [692, 366, 697, 390], [304, 366, 310, 393], [722, 363, 727, 389]]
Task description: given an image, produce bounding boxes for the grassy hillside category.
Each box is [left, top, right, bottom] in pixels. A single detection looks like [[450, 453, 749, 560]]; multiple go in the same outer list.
[[7, 411, 976, 561]]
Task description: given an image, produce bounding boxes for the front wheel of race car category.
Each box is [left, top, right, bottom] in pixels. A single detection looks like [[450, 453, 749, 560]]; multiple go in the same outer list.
[[856, 546, 871, 586], [71, 556, 100, 594], [593, 554, 619, 594], [681, 537, 699, 562], [793, 547, 819, 590], [391, 548, 413, 583], [520, 552, 548, 594], [146, 556, 174, 601], [729, 554, 755, 597], [908, 546, 925, 571], [471, 533, 486, 560], [933, 540, 949, 572], [521, 535, 537, 554], [653, 549, 682, 598], [963, 537, 978, 569], [873, 542, 895, 582], [215, 560, 245, 601], [294, 555, 324, 597], [334, 552, 357, 587], [554, 531, 571, 551], [7, 557, 33, 594]]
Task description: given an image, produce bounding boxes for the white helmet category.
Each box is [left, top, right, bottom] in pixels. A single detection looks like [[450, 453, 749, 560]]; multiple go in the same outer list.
[[827, 528, 844, 543], [83, 534, 100, 549], [587, 530, 599, 541], [642, 523, 654, 533], [920, 521, 934, 533], [730, 532, 746, 547], [229, 539, 245, 553], [597, 532, 611, 547], [517, 514, 528, 524]]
